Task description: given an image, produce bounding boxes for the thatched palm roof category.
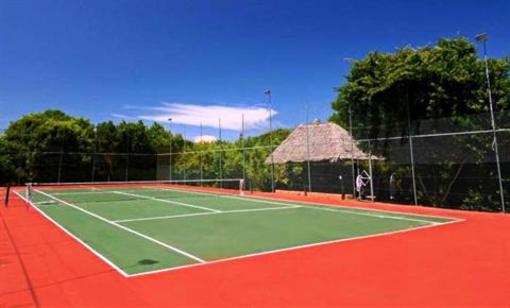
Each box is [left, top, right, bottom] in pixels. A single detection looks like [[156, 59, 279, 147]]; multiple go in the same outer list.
[[266, 122, 379, 164]]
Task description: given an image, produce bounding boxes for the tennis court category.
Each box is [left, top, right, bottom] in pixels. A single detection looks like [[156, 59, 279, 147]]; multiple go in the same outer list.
[[15, 181, 455, 276]]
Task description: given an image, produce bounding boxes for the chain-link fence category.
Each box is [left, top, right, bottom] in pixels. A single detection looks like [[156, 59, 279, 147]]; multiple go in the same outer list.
[[7, 110, 509, 213]]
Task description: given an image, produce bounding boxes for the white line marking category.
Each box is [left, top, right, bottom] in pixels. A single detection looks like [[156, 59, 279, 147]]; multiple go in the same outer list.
[[127, 218, 464, 278], [33, 189, 206, 263], [13, 190, 130, 277], [49, 191, 103, 196], [113, 205, 301, 223], [16, 187, 465, 278], [145, 186, 443, 224], [143, 186, 293, 208], [301, 204, 440, 225], [241, 194, 462, 221], [111, 190, 221, 213]]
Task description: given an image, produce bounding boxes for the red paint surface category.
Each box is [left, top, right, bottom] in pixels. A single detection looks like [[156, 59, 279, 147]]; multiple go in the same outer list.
[[1, 186, 509, 307]]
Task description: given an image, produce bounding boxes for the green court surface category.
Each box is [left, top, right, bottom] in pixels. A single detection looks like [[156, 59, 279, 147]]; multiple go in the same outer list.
[[18, 186, 453, 276]]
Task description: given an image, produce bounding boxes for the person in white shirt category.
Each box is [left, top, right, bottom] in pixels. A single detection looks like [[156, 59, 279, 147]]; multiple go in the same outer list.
[[356, 174, 364, 200]]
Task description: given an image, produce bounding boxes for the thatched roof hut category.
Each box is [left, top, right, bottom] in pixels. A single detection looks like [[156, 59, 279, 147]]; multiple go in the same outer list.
[[266, 122, 379, 164]]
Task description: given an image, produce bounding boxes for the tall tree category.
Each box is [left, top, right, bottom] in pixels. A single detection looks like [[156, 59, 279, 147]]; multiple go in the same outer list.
[[4, 110, 93, 182], [330, 37, 510, 211], [331, 37, 510, 138]]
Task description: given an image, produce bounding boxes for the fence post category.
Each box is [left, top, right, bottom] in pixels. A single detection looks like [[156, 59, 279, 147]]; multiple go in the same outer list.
[[57, 147, 64, 183], [155, 154, 159, 181], [349, 105, 356, 198], [218, 118, 223, 188], [305, 104, 312, 193], [125, 154, 129, 182], [406, 88, 418, 206], [200, 122, 204, 186], [408, 136, 418, 205], [183, 124, 187, 181], [368, 140, 375, 202], [241, 115, 246, 184], [91, 153, 96, 182], [265, 90, 276, 193], [477, 35, 506, 212]]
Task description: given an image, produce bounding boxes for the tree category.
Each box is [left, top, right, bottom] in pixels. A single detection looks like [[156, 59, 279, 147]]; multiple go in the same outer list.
[[331, 38, 510, 137], [4, 110, 94, 182], [0, 135, 16, 184], [1, 108, 291, 192], [330, 37, 510, 211]]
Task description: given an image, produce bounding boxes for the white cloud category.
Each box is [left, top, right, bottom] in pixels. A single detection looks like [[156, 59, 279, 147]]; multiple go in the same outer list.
[[194, 135, 217, 143], [133, 102, 277, 131], [111, 113, 138, 121]]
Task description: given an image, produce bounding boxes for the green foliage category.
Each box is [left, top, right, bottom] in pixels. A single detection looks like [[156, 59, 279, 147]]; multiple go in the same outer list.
[[3, 110, 94, 182], [0, 135, 16, 184], [1, 109, 290, 191], [171, 128, 291, 191], [330, 37, 510, 211], [331, 37, 510, 137]]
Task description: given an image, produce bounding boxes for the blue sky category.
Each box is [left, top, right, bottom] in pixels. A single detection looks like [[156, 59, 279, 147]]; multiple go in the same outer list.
[[0, 0, 508, 140]]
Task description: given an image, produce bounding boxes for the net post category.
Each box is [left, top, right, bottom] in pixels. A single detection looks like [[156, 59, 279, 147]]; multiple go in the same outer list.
[[26, 182, 33, 204], [4, 184, 11, 207]]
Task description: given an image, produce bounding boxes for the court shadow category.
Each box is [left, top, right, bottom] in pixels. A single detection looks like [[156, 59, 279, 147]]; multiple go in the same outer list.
[[137, 259, 160, 265]]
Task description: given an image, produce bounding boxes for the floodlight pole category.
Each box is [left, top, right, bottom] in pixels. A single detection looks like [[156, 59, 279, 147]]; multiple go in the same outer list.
[[183, 123, 187, 181], [476, 33, 506, 212], [265, 89, 275, 192], [344, 58, 357, 198], [200, 122, 204, 185], [219, 118, 223, 188], [241, 114, 246, 184], [169, 119, 173, 181]]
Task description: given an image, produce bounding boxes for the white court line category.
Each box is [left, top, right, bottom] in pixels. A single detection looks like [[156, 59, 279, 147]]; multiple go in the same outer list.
[[15, 189, 465, 279], [127, 218, 463, 278], [111, 190, 221, 213], [302, 204, 440, 225], [113, 205, 301, 223], [48, 191, 102, 196], [240, 194, 463, 221], [33, 189, 206, 263], [144, 186, 444, 225], [14, 190, 130, 277], [143, 186, 298, 208]]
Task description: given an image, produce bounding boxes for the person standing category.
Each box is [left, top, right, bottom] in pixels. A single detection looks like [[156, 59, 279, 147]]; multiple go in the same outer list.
[[389, 172, 396, 200], [356, 173, 364, 201]]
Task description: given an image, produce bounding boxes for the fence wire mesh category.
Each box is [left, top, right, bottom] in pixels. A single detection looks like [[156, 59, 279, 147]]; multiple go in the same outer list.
[[5, 110, 509, 213]]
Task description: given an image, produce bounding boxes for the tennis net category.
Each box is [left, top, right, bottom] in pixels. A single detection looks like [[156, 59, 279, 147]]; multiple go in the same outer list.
[[26, 178, 245, 206]]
